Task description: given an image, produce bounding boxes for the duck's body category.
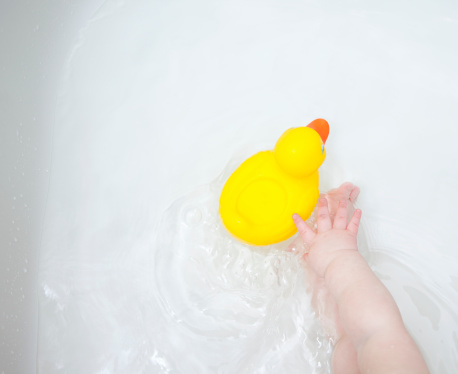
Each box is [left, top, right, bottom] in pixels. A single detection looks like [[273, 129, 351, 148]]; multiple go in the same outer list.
[[219, 119, 329, 246]]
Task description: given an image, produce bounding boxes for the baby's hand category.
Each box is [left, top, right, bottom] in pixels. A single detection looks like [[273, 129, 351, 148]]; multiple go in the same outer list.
[[293, 198, 362, 277]]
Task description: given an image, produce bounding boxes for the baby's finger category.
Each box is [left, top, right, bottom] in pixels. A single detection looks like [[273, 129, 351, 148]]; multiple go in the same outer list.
[[333, 200, 348, 230], [317, 197, 332, 233], [292, 213, 315, 245], [349, 186, 360, 203], [347, 209, 362, 235]]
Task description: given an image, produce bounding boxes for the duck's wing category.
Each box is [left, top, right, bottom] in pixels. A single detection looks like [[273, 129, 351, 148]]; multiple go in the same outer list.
[[236, 177, 287, 225]]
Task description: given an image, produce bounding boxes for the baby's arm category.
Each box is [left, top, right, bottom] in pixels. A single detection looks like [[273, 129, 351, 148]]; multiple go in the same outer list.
[[293, 198, 429, 374]]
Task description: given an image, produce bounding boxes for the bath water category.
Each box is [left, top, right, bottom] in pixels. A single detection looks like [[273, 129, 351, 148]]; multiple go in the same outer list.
[[39, 150, 458, 373], [150, 161, 333, 373], [38, 0, 458, 373]]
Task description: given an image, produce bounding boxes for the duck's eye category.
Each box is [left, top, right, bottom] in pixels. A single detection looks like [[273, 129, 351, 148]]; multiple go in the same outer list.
[[321, 143, 325, 154]]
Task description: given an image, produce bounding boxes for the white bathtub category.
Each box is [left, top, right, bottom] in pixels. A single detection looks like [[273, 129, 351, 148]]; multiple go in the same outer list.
[[1, 1, 458, 373]]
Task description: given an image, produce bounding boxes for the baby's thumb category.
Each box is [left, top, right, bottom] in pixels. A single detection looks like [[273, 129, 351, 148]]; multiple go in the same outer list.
[[292, 213, 315, 245]]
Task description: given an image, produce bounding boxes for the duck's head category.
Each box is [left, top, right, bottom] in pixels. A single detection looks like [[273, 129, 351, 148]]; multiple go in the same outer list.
[[274, 119, 329, 177]]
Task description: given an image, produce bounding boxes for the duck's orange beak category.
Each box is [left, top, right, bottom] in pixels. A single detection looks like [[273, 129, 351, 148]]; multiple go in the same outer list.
[[306, 118, 329, 144]]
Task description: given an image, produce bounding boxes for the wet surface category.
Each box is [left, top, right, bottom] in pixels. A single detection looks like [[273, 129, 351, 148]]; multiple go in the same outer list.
[[37, 0, 458, 372]]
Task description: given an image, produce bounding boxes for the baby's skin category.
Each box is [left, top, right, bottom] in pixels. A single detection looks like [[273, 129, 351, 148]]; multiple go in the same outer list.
[[292, 183, 430, 374]]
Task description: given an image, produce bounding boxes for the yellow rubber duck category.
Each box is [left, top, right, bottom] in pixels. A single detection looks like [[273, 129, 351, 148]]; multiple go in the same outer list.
[[219, 119, 329, 246]]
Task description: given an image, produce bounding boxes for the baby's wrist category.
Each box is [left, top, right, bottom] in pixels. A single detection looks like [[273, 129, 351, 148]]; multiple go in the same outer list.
[[322, 248, 361, 279], [323, 249, 371, 295]]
